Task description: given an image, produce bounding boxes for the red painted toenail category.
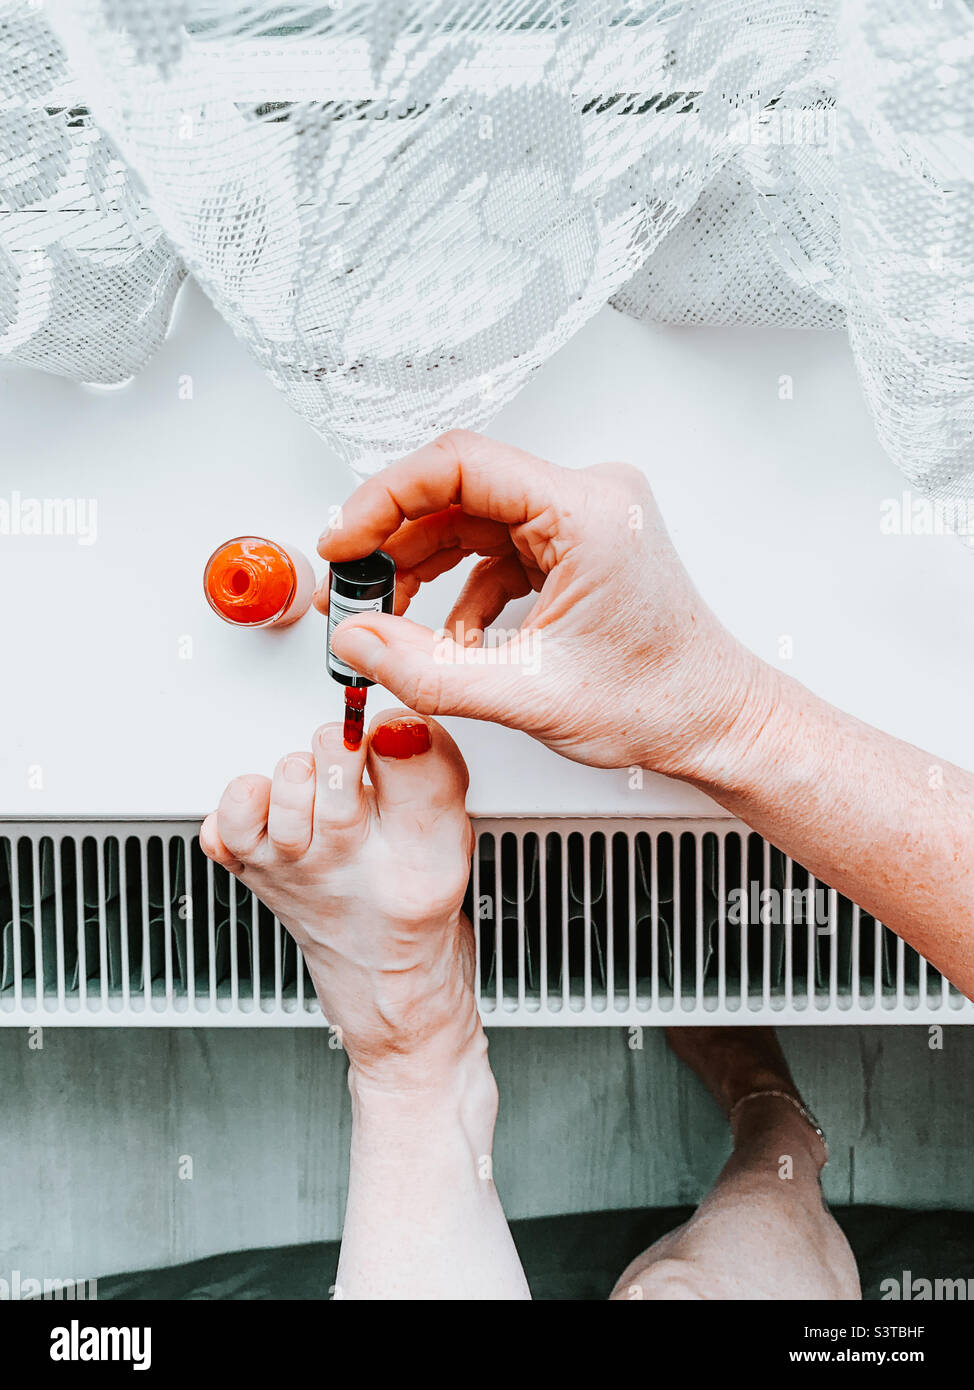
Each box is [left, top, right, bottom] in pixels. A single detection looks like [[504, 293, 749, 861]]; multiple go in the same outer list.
[[370, 719, 431, 759]]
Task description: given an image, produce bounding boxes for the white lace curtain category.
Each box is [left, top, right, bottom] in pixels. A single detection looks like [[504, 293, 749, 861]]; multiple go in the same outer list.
[[2, 1, 971, 513]]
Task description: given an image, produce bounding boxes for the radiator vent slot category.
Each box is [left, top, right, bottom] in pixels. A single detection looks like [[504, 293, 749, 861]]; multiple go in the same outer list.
[[1, 821, 968, 1025]]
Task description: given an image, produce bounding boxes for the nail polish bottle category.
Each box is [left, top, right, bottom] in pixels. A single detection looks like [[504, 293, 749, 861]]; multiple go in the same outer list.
[[327, 550, 396, 747], [204, 536, 315, 628]]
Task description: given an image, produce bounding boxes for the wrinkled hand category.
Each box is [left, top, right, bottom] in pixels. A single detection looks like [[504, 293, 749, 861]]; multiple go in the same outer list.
[[317, 430, 763, 781]]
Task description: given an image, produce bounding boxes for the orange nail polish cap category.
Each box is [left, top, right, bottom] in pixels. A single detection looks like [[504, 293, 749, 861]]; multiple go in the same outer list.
[[204, 536, 315, 628]]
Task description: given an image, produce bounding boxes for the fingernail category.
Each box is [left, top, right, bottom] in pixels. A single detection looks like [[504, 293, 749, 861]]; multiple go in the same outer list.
[[371, 718, 431, 759], [317, 517, 342, 550], [227, 780, 252, 803], [283, 755, 312, 783]]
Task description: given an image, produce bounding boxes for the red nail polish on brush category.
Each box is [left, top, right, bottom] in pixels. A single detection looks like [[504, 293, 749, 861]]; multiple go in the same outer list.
[[342, 685, 368, 750], [204, 536, 314, 628], [371, 719, 431, 759]]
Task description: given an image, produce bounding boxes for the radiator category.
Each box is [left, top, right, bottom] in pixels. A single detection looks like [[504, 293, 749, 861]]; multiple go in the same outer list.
[[1, 818, 965, 1026]]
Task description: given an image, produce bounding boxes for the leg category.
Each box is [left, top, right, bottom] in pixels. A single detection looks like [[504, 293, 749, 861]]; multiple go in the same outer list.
[[201, 709, 529, 1300], [611, 1028, 860, 1302]]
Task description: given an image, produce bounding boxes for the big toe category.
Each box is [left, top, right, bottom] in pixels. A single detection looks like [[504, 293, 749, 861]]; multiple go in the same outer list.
[[366, 710, 470, 838]]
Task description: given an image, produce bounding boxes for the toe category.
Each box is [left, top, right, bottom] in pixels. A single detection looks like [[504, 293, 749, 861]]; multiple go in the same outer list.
[[267, 752, 315, 858], [367, 709, 470, 829], [216, 773, 272, 862], [199, 812, 243, 874], [312, 722, 367, 830]]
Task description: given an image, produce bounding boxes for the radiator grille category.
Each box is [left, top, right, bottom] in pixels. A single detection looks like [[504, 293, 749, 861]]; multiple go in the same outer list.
[[0, 820, 968, 1025]]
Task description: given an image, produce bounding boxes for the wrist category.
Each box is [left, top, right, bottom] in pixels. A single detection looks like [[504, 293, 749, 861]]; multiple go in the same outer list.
[[654, 641, 786, 794]]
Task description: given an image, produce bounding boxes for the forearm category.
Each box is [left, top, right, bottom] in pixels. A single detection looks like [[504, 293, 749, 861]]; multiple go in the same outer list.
[[682, 659, 974, 997], [336, 1054, 531, 1301]]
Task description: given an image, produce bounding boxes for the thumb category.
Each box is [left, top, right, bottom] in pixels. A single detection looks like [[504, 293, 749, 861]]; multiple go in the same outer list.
[[331, 612, 538, 725]]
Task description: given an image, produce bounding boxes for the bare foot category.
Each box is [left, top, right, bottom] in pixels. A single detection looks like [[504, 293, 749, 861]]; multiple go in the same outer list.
[[200, 709, 485, 1093], [608, 1027, 859, 1299]]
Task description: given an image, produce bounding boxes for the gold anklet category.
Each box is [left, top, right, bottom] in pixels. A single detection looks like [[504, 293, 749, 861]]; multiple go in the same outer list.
[[728, 1089, 829, 1165]]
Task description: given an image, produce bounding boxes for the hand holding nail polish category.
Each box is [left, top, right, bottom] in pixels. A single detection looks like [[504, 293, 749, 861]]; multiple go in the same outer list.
[[315, 429, 756, 781]]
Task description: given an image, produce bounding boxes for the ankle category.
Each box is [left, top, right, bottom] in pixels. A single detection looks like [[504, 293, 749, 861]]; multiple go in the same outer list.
[[730, 1093, 828, 1172], [349, 1034, 499, 1151]]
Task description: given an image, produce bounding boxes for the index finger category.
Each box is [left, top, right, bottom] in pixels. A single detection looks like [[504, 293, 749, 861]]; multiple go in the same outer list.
[[318, 429, 561, 560]]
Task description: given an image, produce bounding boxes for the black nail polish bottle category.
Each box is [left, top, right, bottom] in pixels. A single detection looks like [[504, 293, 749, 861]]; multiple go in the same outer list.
[[328, 550, 396, 750], [327, 550, 397, 688]]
